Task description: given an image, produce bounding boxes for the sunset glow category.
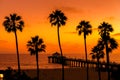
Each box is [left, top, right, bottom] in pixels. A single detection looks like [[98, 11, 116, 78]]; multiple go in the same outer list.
[[0, 0, 120, 55]]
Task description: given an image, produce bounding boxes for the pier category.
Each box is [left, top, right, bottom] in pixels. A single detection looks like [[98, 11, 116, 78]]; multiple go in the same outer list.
[[48, 56, 120, 71]]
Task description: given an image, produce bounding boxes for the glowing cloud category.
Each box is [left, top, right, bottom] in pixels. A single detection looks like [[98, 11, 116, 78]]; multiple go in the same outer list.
[[112, 33, 120, 36]]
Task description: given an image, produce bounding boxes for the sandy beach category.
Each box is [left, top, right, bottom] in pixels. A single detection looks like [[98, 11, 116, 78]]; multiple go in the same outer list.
[[23, 67, 109, 80]]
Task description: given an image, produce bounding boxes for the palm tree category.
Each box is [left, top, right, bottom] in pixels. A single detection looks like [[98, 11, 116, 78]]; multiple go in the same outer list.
[[48, 9, 67, 80], [3, 13, 24, 74], [76, 20, 92, 80], [90, 39, 104, 80], [27, 35, 46, 80], [98, 22, 118, 80]]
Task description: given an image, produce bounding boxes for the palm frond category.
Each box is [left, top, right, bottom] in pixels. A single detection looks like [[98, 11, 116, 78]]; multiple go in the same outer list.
[[98, 22, 118, 54], [16, 16, 21, 21], [48, 9, 67, 27], [28, 48, 36, 55], [10, 13, 17, 21], [5, 16, 10, 21], [41, 44, 46, 49], [98, 22, 113, 37], [17, 26, 23, 32], [90, 38, 105, 60], [76, 20, 92, 36], [3, 13, 24, 33], [27, 41, 34, 47], [38, 39, 43, 45], [110, 38, 118, 48], [27, 35, 46, 56], [19, 21, 24, 26], [31, 36, 39, 44]]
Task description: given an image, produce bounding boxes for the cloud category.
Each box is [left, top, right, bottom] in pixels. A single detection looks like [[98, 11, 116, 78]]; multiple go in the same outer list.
[[64, 28, 98, 35], [112, 33, 120, 36], [62, 7, 80, 12], [0, 40, 8, 43], [64, 31, 77, 34], [108, 17, 115, 20], [103, 16, 116, 21], [56, 6, 83, 14], [93, 28, 98, 31]]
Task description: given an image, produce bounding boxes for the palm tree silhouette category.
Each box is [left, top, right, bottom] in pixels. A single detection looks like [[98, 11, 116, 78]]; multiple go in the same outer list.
[[76, 20, 92, 80], [27, 35, 46, 80], [98, 22, 118, 80], [3, 13, 24, 74], [90, 39, 104, 80], [48, 9, 67, 80]]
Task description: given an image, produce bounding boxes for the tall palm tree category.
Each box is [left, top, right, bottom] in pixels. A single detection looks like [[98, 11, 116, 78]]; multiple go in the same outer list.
[[48, 9, 67, 80], [76, 20, 92, 80], [90, 39, 104, 80], [27, 35, 46, 80], [3, 13, 24, 74], [98, 22, 118, 80]]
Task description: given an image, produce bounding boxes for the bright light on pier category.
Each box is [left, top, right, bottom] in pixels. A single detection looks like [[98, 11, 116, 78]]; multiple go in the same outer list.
[[0, 74, 3, 80]]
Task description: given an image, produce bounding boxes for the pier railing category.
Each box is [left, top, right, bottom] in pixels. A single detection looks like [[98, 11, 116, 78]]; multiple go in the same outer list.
[[48, 56, 120, 71]]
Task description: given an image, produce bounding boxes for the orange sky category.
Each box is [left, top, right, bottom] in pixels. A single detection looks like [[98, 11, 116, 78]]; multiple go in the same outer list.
[[0, 0, 120, 55]]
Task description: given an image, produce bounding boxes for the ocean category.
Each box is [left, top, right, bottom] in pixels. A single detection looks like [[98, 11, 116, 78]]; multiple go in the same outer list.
[[0, 53, 120, 70], [0, 54, 61, 70]]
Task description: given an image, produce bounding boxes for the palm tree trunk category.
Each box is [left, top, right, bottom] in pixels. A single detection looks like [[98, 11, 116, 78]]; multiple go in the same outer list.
[[14, 31, 21, 74], [84, 35, 89, 80], [97, 58, 101, 80], [36, 53, 39, 80], [57, 26, 64, 80], [105, 42, 110, 80]]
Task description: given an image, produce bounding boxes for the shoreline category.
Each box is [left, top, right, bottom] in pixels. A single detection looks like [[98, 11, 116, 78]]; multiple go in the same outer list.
[[22, 67, 108, 80], [1, 67, 115, 80]]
